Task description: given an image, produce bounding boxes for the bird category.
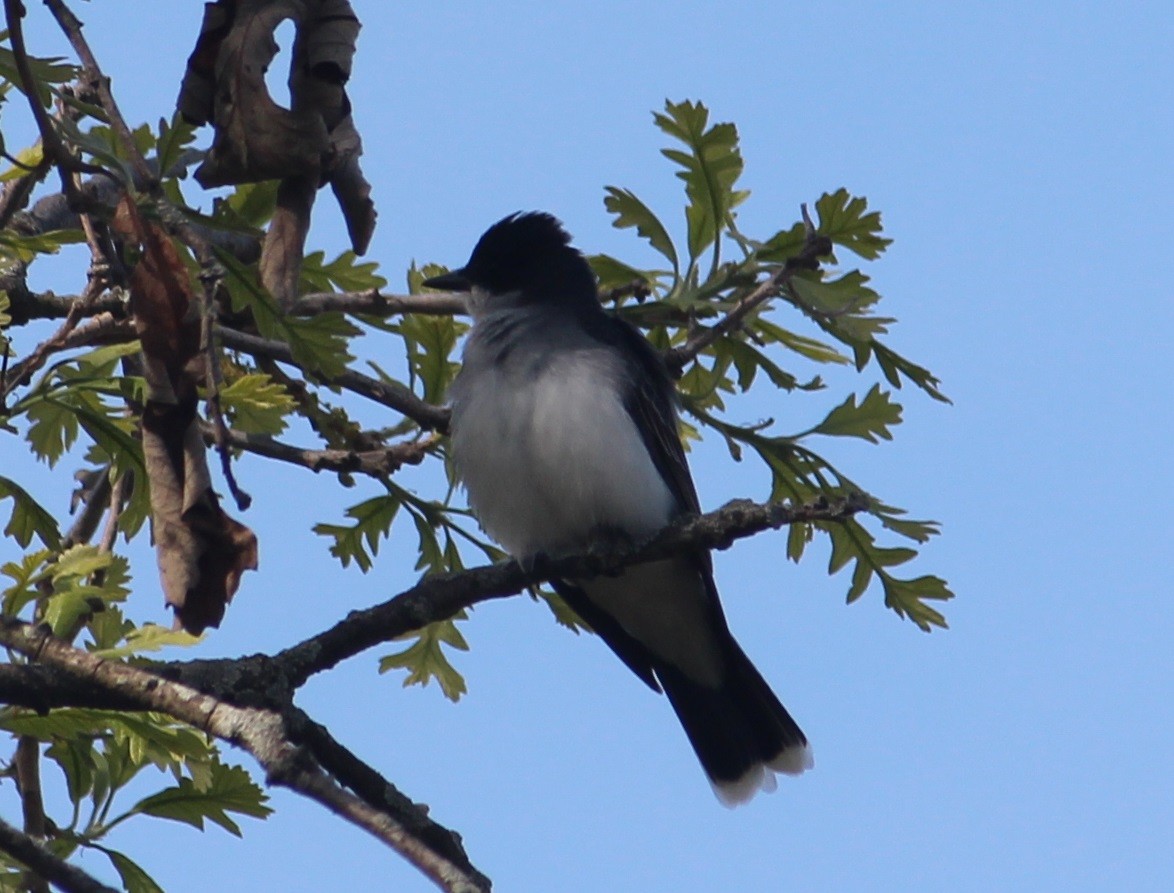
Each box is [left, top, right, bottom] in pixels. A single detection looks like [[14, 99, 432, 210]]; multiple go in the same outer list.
[[424, 212, 812, 805]]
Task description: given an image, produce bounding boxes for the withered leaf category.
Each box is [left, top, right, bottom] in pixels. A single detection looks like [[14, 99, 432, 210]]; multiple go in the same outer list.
[[177, 0, 375, 254], [115, 197, 258, 634]]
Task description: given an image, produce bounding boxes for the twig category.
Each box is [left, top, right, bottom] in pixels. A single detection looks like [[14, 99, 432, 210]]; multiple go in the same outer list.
[[14, 735, 50, 893], [44, 0, 155, 188], [0, 814, 117, 893], [272, 752, 488, 893], [1, 0, 116, 194], [285, 707, 491, 892], [200, 272, 252, 510], [96, 470, 125, 554], [291, 290, 468, 318], [664, 205, 833, 375], [202, 423, 436, 479], [217, 326, 452, 432], [0, 150, 50, 231], [0, 277, 105, 400]]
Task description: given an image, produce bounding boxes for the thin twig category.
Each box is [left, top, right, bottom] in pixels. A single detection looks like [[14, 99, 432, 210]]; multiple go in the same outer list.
[[1, 0, 116, 194], [664, 206, 833, 375], [0, 150, 50, 231], [217, 326, 452, 432], [200, 271, 252, 509], [202, 423, 436, 478], [44, 0, 155, 188], [0, 276, 104, 399]]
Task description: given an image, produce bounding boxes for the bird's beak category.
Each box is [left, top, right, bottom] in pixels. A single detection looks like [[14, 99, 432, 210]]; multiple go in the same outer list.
[[422, 269, 472, 292]]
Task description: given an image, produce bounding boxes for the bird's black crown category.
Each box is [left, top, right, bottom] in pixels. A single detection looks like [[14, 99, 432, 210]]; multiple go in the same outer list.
[[459, 212, 597, 301]]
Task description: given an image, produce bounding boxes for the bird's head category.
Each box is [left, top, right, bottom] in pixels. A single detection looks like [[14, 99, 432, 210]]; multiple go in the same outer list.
[[423, 212, 598, 312]]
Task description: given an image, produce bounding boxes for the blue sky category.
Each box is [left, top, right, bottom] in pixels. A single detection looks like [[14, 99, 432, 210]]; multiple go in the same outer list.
[[3, 2, 1172, 891]]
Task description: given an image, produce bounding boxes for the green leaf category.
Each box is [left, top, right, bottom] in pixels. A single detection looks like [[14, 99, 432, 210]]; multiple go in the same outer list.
[[314, 494, 402, 571], [588, 254, 661, 294], [1, 549, 52, 617], [103, 848, 166, 893], [24, 393, 81, 465], [752, 318, 849, 366], [535, 588, 590, 633], [39, 546, 131, 637], [156, 112, 199, 178], [814, 188, 892, 260], [392, 311, 465, 405], [0, 475, 61, 548], [93, 623, 202, 659], [653, 100, 746, 269], [130, 759, 272, 836], [602, 186, 679, 273], [218, 248, 360, 377], [813, 385, 903, 443], [218, 373, 296, 435], [301, 249, 388, 293], [788, 269, 881, 316], [882, 574, 954, 630], [380, 618, 470, 702], [46, 736, 97, 805], [0, 143, 43, 182], [223, 180, 279, 229]]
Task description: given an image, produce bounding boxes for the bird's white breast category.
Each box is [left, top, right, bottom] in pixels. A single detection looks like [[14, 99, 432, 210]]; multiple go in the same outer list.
[[449, 318, 675, 559]]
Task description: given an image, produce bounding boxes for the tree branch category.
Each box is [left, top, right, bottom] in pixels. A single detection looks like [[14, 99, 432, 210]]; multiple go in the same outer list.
[[0, 494, 862, 892], [1, 312, 134, 401], [665, 207, 834, 375], [217, 326, 452, 432], [203, 423, 437, 479], [1, 0, 114, 193], [0, 619, 491, 893], [43, 0, 155, 188], [274, 494, 868, 686], [0, 815, 118, 893], [291, 289, 468, 318], [284, 707, 491, 892]]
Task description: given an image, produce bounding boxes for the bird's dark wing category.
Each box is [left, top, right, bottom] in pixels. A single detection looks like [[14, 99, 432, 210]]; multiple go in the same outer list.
[[582, 310, 731, 614], [588, 313, 701, 518]]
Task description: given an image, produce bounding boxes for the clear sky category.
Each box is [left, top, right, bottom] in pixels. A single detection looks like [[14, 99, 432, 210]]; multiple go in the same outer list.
[[3, 2, 1172, 891]]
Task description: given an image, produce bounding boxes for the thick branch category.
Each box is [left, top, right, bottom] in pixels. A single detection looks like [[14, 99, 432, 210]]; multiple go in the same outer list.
[[2, 288, 125, 326], [0, 494, 861, 892], [0, 619, 491, 893]]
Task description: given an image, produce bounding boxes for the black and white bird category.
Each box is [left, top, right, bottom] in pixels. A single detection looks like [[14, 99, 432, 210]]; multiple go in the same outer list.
[[424, 212, 812, 805]]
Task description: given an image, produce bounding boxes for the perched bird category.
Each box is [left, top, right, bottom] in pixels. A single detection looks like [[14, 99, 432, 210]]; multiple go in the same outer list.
[[424, 212, 812, 805]]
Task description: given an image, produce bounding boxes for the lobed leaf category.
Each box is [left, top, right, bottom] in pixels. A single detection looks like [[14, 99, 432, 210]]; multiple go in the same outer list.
[[813, 385, 903, 443], [380, 617, 470, 702]]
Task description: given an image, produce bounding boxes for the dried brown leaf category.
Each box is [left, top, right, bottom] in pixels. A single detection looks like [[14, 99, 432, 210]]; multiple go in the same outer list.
[[114, 197, 258, 634]]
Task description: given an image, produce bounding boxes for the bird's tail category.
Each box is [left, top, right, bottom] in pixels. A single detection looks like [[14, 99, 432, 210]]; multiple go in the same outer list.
[[656, 640, 812, 807]]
